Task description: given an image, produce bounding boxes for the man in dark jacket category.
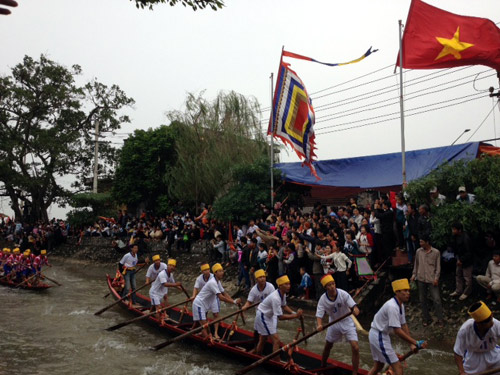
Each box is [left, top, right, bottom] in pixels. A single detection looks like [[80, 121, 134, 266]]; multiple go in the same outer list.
[[449, 222, 474, 301], [374, 201, 395, 262]]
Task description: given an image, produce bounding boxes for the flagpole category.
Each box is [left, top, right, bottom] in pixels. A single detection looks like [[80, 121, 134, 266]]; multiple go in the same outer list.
[[270, 72, 275, 208], [398, 19, 407, 187], [270, 46, 285, 208]]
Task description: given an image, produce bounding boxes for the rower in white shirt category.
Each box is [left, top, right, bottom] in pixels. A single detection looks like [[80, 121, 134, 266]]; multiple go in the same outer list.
[[192, 263, 240, 340], [367, 278, 427, 375], [145, 254, 167, 284], [192, 263, 220, 329], [316, 274, 360, 375], [149, 259, 182, 325], [454, 301, 500, 375], [254, 275, 303, 355]]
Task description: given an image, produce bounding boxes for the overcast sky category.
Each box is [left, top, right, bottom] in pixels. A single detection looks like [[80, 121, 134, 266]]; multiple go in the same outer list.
[[1, 0, 500, 218]]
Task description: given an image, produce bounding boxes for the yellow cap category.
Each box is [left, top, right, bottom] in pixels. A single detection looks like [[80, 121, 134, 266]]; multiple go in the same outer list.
[[321, 274, 335, 288], [41, 250, 47, 255], [392, 278, 410, 292], [200, 263, 210, 272], [23, 251, 29, 257], [2, 248, 9, 252], [468, 301, 492, 323], [26, 249, 31, 255], [276, 275, 290, 287], [212, 263, 223, 273], [167, 259, 177, 267], [152, 255, 161, 262], [13, 248, 20, 254], [4, 248, 11, 253], [254, 269, 266, 279]]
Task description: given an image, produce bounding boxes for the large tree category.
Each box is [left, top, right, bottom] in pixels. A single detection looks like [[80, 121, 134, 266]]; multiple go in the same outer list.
[[112, 124, 179, 213], [166, 91, 268, 211], [0, 55, 134, 222]]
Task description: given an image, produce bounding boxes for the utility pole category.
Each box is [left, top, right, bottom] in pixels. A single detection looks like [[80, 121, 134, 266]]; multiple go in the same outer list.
[[93, 119, 99, 193]]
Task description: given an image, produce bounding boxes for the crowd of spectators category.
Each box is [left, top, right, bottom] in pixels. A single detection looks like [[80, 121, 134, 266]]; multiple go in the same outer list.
[[0, 217, 68, 254], [2, 184, 498, 315]]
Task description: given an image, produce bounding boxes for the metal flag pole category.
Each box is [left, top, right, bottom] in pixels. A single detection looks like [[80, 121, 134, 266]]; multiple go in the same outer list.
[[270, 72, 274, 208], [398, 20, 407, 187], [270, 46, 285, 208]]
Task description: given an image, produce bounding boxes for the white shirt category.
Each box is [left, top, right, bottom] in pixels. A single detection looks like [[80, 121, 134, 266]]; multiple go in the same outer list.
[[316, 289, 356, 322], [193, 276, 224, 311], [149, 269, 175, 298], [371, 297, 406, 334], [247, 282, 275, 303], [194, 273, 214, 291], [257, 289, 286, 319], [146, 262, 167, 281], [119, 252, 138, 268], [454, 318, 500, 356]]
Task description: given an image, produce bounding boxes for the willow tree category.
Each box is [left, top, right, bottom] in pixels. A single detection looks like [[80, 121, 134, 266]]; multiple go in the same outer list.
[[166, 91, 267, 210]]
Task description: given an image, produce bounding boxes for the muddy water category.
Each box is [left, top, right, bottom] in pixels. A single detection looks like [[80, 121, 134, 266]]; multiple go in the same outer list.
[[0, 260, 457, 374]]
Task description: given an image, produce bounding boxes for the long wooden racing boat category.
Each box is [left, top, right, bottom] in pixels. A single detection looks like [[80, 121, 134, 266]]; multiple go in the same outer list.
[[105, 275, 367, 375], [0, 278, 51, 290]]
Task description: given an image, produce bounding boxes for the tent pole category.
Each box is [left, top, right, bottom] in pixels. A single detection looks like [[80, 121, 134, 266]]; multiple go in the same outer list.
[[398, 19, 407, 188]]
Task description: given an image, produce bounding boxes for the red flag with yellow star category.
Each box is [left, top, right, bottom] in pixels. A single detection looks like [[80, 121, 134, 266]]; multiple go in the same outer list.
[[397, 0, 500, 70]]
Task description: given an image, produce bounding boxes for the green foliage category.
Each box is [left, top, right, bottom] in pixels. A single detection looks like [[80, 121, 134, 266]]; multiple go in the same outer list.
[[67, 208, 97, 228], [0, 55, 134, 222], [166, 91, 268, 209], [112, 124, 177, 211], [405, 155, 500, 248], [68, 192, 116, 227], [211, 156, 281, 223], [134, 0, 224, 11]]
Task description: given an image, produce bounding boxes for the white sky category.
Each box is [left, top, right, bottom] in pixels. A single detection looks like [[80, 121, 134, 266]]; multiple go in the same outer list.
[[1, 0, 500, 218]]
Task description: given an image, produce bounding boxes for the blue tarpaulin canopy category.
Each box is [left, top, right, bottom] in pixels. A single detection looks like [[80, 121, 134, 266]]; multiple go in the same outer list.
[[275, 142, 481, 188]]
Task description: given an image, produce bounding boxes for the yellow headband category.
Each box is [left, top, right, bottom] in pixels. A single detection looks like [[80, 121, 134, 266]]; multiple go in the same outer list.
[[392, 278, 410, 292], [13, 248, 20, 254], [2, 248, 9, 252], [276, 275, 290, 287], [469, 301, 492, 323], [212, 263, 223, 273], [152, 255, 161, 262], [200, 263, 210, 272], [4, 249, 11, 253], [167, 259, 177, 267], [26, 249, 31, 255], [41, 250, 47, 255], [254, 269, 266, 279], [321, 274, 335, 288]]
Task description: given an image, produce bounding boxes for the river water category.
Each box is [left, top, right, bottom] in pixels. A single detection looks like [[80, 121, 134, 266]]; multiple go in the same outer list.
[[0, 259, 457, 374]]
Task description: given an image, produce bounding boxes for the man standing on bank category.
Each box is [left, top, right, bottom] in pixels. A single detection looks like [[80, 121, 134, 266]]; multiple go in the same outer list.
[[316, 274, 360, 375], [254, 275, 303, 355], [411, 234, 444, 327], [367, 278, 427, 375], [454, 301, 500, 375]]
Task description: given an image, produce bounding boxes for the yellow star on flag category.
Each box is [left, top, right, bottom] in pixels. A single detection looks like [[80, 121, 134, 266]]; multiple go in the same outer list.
[[435, 27, 474, 60]]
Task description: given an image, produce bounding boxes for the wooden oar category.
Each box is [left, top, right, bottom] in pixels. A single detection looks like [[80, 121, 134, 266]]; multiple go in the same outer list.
[[41, 273, 62, 286], [106, 297, 194, 331], [103, 263, 148, 298], [299, 315, 307, 344], [15, 271, 40, 288], [180, 285, 191, 299], [151, 302, 260, 351], [351, 315, 368, 336], [235, 310, 353, 375], [476, 367, 500, 375], [94, 281, 150, 315]]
